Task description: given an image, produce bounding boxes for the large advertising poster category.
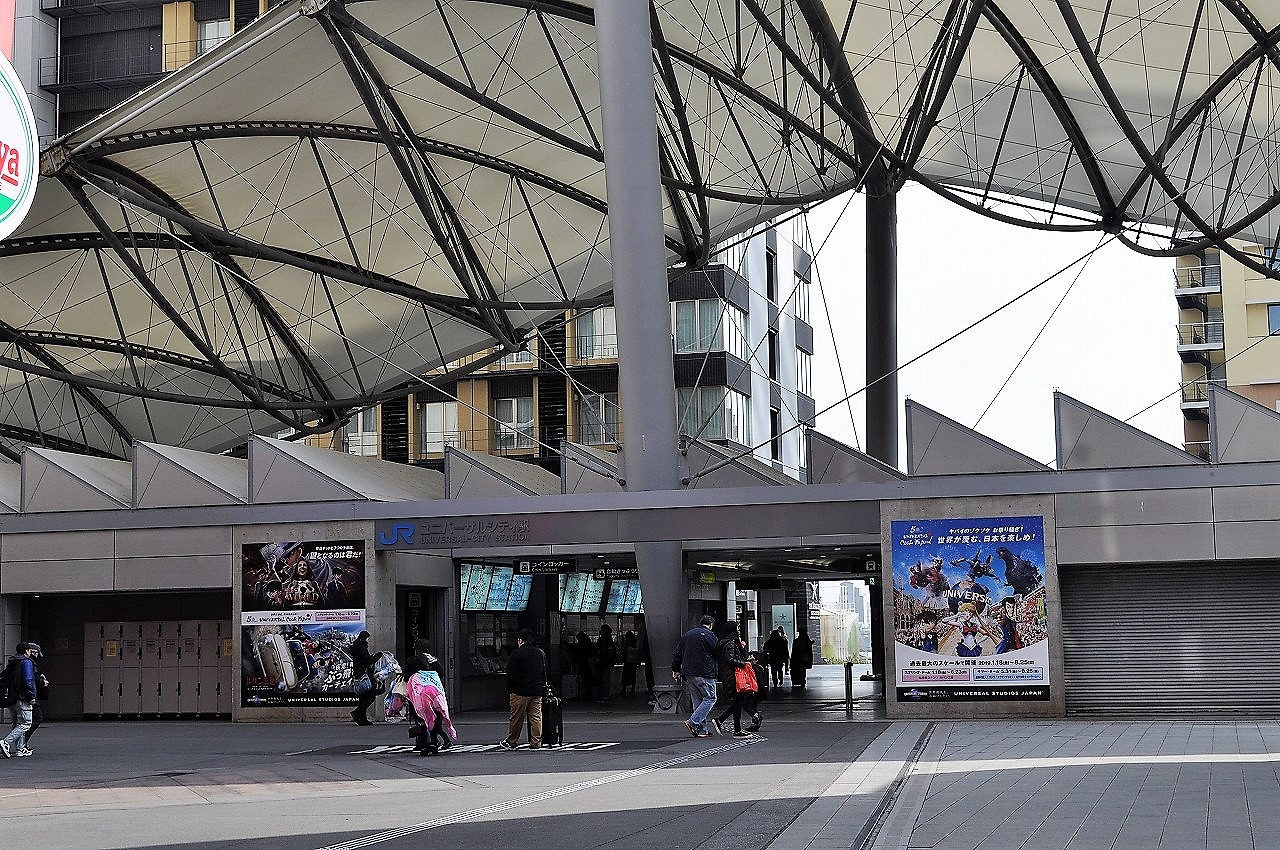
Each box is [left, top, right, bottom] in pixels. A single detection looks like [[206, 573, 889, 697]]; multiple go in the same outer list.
[[891, 516, 1049, 702], [240, 541, 366, 707]]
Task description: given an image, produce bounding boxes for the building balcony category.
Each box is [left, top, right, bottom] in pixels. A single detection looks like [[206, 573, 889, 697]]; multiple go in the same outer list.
[[40, 46, 162, 91], [1179, 379, 1225, 421], [571, 333, 619, 362], [1176, 322, 1224, 366], [1174, 265, 1222, 306], [40, 0, 158, 18], [1184, 440, 1211, 461]]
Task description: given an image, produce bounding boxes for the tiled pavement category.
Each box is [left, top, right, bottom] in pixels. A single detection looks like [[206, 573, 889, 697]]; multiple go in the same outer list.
[[3, 705, 1280, 848]]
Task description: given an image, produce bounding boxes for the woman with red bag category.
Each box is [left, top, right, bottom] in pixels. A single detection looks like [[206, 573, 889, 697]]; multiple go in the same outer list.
[[711, 621, 755, 738]]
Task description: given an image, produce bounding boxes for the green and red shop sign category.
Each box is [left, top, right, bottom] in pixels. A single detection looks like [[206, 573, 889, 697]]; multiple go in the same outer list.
[[0, 52, 36, 238]]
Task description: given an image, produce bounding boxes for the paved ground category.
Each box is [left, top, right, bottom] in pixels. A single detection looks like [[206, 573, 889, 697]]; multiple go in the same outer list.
[[1, 670, 1277, 849]]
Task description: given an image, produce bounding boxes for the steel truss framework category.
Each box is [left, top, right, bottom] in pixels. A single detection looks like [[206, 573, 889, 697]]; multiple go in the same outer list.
[[0, 0, 1276, 458]]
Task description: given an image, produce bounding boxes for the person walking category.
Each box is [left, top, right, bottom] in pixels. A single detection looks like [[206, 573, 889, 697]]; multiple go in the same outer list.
[[620, 630, 639, 698], [594, 624, 617, 703], [743, 650, 768, 732], [763, 627, 790, 689], [712, 621, 751, 738], [1, 642, 40, 758], [349, 630, 376, 726], [502, 629, 547, 750], [671, 614, 718, 738], [404, 639, 457, 756], [791, 626, 814, 689]]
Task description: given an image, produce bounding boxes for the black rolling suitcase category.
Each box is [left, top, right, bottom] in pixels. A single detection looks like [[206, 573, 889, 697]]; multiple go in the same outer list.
[[543, 687, 564, 747]]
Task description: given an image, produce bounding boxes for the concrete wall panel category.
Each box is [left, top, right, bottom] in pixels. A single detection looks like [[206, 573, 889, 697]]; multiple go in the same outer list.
[[1214, 519, 1280, 560], [5, 530, 114, 561], [2, 560, 114, 593], [1055, 488, 1213, 527], [1056, 523, 1215, 564], [1211, 485, 1280, 523], [115, 526, 232, 559], [114, 556, 230, 590]]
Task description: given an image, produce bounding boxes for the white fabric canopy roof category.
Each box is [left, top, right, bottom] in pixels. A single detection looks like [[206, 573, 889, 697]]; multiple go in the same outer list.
[[0, 0, 1274, 457]]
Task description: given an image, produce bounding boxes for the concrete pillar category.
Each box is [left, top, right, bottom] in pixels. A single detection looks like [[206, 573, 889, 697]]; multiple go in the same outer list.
[[594, 0, 685, 699], [866, 191, 899, 467]]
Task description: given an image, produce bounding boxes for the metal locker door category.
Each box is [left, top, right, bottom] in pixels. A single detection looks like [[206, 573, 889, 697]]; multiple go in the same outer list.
[[119, 628, 143, 716], [83, 623, 102, 717], [160, 634, 181, 714], [98, 622, 124, 716], [140, 635, 162, 716], [196, 623, 219, 715], [179, 625, 201, 715], [217, 623, 235, 713]]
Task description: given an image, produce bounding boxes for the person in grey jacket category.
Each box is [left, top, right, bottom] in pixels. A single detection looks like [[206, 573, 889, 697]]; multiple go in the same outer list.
[[671, 615, 718, 738]]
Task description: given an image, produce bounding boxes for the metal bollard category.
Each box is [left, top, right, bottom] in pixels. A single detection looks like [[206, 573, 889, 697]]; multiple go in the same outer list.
[[844, 661, 854, 712]]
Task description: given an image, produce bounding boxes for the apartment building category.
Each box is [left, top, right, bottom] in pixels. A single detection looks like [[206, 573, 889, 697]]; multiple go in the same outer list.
[[1176, 244, 1280, 458], [305, 223, 819, 481]]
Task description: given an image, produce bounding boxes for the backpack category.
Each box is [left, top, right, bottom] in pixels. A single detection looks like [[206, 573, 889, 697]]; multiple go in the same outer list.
[[0, 659, 19, 708]]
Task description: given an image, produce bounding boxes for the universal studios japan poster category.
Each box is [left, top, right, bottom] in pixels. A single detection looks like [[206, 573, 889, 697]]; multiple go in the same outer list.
[[240, 541, 366, 707], [891, 516, 1049, 702]]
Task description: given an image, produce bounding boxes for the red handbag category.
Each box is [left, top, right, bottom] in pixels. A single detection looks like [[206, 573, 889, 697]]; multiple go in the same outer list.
[[734, 663, 758, 693]]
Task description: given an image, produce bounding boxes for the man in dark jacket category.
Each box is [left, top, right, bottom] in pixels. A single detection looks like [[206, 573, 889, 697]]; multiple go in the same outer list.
[[1, 642, 40, 758], [502, 629, 547, 750], [671, 615, 718, 737], [348, 631, 375, 726]]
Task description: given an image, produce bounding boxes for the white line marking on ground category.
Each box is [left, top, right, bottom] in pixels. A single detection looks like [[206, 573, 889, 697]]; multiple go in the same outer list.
[[315, 737, 764, 850]]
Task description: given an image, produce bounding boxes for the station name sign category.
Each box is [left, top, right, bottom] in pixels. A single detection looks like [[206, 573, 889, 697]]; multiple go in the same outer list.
[[375, 517, 533, 549]]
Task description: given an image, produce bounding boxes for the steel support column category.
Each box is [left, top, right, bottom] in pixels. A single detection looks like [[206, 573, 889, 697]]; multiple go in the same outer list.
[[866, 191, 899, 467], [595, 0, 685, 698]]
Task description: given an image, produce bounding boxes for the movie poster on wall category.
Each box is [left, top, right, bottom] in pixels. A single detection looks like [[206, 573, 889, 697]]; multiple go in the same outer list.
[[891, 516, 1049, 702], [240, 541, 367, 707]]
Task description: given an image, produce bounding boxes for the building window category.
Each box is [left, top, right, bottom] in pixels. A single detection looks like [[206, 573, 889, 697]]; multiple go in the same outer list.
[[767, 329, 779, 381], [797, 350, 812, 395], [1269, 304, 1280, 335], [344, 408, 378, 456], [678, 387, 750, 445], [197, 18, 231, 56], [493, 396, 535, 449], [769, 407, 782, 460], [417, 400, 459, 454], [575, 307, 617, 359], [673, 299, 747, 360], [496, 348, 534, 366], [765, 246, 778, 302], [576, 391, 619, 445], [794, 268, 811, 323]]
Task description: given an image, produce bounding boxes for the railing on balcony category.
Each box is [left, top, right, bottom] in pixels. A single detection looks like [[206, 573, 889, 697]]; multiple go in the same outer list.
[[573, 333, 619, 360], [417, 429, 472, 457], [1174, 265, 1222, 291], [1184, 440, 1211, 461], [1176, 321, 1225, 347], [1180, 381, 1209, 405], [40, 38, 231, 87]]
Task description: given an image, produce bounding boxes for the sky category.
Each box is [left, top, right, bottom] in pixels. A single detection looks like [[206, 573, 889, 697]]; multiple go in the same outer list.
[[803, 183, 1185, 469]]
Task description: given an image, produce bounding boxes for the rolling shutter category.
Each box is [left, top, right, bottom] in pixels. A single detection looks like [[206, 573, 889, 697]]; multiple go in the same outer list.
[[1061, 563, 1280, 714]]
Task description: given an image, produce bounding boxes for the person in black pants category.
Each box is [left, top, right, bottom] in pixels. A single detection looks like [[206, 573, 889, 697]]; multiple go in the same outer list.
[[712, 621, 751, 738], [348, 631, 375, 726], [404, 639, 451, 755]]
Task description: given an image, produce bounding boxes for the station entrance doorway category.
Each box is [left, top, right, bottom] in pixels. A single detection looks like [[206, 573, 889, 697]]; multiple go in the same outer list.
[[688, 545, 885, 712]]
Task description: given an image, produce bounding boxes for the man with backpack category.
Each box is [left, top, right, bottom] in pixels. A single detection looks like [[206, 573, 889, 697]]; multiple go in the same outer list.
[[2, 642, 42, 758]]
